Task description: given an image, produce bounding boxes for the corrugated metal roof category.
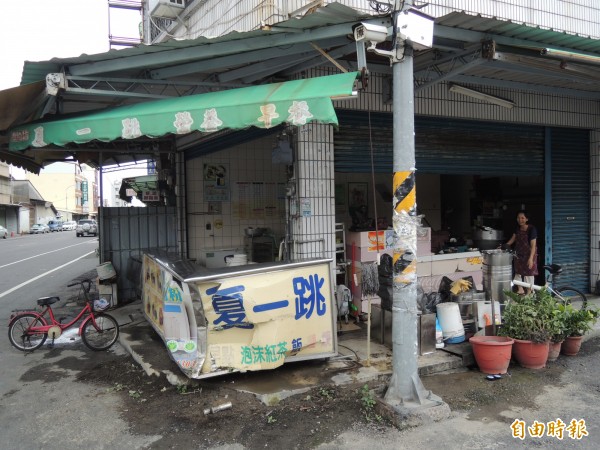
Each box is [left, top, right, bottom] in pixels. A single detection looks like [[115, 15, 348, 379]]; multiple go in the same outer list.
[[20, 3, 372, 85], [437, 12, 600, 55]]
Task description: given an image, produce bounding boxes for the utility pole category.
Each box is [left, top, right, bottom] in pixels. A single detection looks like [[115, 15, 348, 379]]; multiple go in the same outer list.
[[381, 0, 449, 423]]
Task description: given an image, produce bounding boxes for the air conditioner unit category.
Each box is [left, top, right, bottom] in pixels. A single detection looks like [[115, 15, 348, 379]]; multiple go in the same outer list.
[[149, 0, 185, 19]]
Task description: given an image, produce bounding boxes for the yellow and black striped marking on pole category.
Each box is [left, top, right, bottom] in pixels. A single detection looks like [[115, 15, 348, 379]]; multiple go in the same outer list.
[[393, 170, 417, 284]]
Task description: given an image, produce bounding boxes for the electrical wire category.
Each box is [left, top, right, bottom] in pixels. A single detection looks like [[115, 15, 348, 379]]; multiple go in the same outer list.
[[369, 0, 393, 14]]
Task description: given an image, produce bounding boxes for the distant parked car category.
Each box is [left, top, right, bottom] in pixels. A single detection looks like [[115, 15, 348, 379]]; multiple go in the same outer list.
[[62, 221, 77, 231], [48, 220, 63, 232], [0, 225, 7, 239], [76, 219, 98, 237], [30, 223, 50, 234]]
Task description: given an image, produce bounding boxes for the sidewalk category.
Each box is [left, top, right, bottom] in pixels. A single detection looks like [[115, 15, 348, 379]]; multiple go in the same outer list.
[[107, 294, 600, 404], [110, 300, 465, 401]]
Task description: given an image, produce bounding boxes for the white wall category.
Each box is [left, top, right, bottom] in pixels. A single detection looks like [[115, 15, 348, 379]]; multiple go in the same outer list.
[[186, 134, 288, 261]]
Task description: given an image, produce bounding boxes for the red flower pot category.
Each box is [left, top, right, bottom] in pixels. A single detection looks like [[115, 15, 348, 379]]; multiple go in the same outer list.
[[469, 335, 514, 374], [547, 341, 563, 362], [561, 335, 583, 356], [512, 339, 549, 369]]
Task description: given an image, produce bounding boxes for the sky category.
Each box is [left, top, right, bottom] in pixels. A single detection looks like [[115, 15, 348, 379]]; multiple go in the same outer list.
[[1, 0, 146, 203]]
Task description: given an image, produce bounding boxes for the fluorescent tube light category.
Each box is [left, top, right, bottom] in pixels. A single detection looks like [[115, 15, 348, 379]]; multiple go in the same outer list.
[[448, 84, 516, 109]]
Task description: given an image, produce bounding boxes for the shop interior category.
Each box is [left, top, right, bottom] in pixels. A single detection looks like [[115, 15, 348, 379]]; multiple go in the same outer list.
[[334, 171, 546, 306], [335, 172, 544, 259]]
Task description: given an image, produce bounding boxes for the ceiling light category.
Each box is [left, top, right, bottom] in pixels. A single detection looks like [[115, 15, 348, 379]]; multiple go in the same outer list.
[[448, 84, 516, 109]]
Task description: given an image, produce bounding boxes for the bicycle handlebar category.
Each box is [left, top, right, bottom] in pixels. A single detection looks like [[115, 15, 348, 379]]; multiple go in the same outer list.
[[67, 279, 94, 290]]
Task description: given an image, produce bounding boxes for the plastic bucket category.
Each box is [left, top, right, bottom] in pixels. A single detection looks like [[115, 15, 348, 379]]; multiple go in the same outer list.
[[436, 302, 465, 343], [96, 262, 116, 280]]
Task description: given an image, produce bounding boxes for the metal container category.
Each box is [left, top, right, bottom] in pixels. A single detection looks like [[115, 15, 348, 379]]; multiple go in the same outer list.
[[481, 250, 513, 304], [474, 227, 504, 250], [481, 249, 514, 266]]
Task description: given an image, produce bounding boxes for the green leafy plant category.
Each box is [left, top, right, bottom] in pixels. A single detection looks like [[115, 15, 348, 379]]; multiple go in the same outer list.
[[266, 413, 277, 424], [359, 384, 382, 423], [128, 390, 142, 399], [319, 387, 334, 401], [499, 289, 557, 343], [563, 307, 599, 337]]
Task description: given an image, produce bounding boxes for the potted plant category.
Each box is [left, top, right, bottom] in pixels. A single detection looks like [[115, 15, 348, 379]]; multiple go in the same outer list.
[[547, 302, 570, 361], [561, 307, 599, 356], [498, 289, 556, 369]]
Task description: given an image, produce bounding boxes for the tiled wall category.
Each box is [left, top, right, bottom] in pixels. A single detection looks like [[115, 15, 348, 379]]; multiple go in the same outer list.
[[186, 135, 288, 261], [291, 123, 336, 261]]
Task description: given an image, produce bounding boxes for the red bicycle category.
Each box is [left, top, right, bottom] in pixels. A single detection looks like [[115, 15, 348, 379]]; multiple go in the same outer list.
[[8, 279, 119, 352]]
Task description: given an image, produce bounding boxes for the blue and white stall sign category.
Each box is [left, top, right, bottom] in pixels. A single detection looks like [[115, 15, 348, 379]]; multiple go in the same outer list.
[[142, 254, 337, 379]]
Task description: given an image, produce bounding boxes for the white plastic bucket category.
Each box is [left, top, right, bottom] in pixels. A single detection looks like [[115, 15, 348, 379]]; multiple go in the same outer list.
[[96, 262, 117, 280], [436, 302, 465, 343]]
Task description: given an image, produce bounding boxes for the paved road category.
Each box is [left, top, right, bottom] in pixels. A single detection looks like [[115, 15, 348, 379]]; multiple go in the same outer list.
[[0, 231, 98, 308], [0, 232, 158, 449]]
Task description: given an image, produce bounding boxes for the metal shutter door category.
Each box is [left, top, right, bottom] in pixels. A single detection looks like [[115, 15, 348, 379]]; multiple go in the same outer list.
[[334, 110, 544, 176], [550, 127, 590, 291]]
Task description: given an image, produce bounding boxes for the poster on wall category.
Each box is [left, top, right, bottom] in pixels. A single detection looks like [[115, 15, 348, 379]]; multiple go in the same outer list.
[[348, 182, 370, 230], [203, 163, 230, 201], [233, 181, 287, 219]]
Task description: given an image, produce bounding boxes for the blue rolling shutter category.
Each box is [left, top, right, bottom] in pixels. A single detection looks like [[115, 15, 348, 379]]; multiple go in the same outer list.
[[550, 128, 590, 291], [334, 110, 544, 175]]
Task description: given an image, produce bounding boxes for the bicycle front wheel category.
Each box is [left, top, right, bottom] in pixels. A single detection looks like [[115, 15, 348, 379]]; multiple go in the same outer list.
[[81, 314, 119, 351], [8, 314, 48, 351], [556, 286, 588, 310]]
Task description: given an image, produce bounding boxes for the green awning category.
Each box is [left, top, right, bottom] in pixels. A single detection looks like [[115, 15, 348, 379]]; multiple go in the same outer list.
[[9, 72, 358, 151]]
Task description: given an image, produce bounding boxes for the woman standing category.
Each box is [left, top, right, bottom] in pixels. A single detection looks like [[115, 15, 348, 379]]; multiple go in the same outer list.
[[505, 210, 538, 294]]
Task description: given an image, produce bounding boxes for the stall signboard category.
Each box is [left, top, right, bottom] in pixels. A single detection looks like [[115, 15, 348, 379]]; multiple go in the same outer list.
[[194, 261, 335, 374], [142, 254, 336, 378], [142, 255, 202, 377]]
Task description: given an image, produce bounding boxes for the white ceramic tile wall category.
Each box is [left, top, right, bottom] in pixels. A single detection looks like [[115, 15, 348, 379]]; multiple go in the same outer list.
[[291, 123, 336, 261], [186, 135, 288, 262]]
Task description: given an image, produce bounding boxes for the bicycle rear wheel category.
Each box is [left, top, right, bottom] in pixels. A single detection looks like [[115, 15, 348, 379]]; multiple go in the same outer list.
[[81, 314, 119, 351], [8, 314, 48, 351], [556, 286, 588, 310]]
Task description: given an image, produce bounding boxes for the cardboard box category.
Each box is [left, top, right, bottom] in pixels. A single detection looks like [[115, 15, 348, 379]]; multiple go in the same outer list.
[[346, 230, 396, 251], [346, 244, 394, 262], [346, 231, 377, 248]]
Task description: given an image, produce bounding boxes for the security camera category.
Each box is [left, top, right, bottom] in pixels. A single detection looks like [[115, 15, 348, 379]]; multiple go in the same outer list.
[[353, 22, 389, 44]]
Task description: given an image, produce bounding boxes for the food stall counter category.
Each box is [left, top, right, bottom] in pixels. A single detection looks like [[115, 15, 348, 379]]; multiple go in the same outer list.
[[142, 252, 337, 379]]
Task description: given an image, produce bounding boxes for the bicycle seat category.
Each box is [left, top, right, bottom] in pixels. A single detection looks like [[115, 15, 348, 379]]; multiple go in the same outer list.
[[543, 264, 563, 275], [37, 296, 60, 306]]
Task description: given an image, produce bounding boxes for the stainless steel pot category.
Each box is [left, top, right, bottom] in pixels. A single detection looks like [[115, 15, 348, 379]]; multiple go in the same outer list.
[[474, 227, 503, 241], [474, 227, 504, 250], [481, 249, 514, 266]]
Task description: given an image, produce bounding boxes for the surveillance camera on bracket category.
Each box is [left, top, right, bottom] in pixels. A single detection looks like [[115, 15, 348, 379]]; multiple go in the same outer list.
[[353, 22, 389, 46]]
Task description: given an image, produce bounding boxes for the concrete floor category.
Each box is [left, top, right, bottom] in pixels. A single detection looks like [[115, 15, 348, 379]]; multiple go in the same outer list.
[[113, 300, 465, 403]]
